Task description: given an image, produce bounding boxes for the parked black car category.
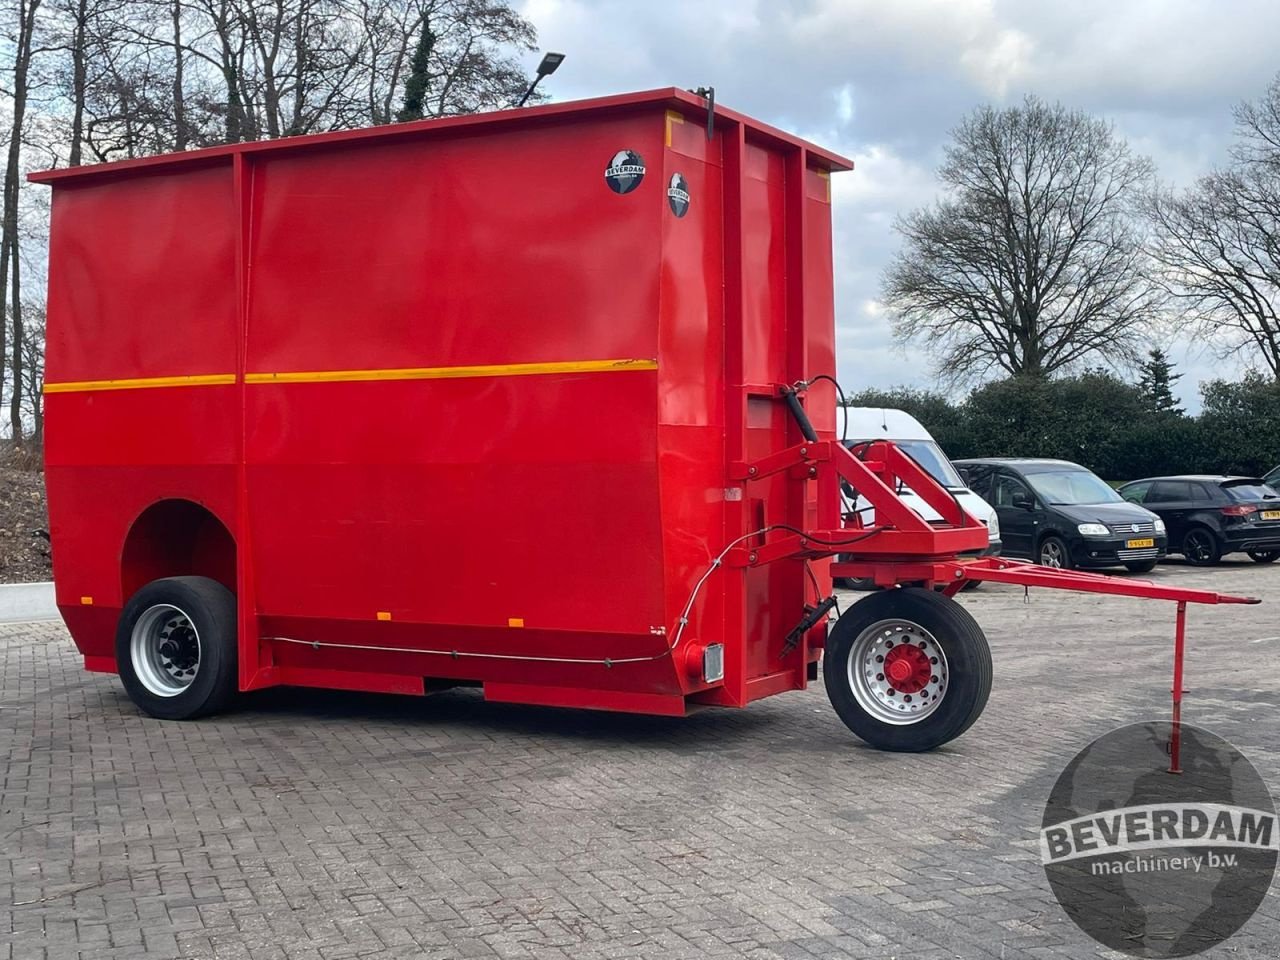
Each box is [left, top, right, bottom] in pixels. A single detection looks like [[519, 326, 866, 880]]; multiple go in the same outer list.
[[954, 459, 1167, 572], [1117, 475, 1280, 565]]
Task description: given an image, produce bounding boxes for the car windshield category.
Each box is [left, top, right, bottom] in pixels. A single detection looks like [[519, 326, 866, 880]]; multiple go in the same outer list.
[[1223, 481, 1280, 501], [1025, 469, 1122, 505], [855, 439, 965, 489]]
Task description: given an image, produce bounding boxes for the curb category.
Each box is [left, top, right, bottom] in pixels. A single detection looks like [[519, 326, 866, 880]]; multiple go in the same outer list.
[[0, 581, 59, 624]]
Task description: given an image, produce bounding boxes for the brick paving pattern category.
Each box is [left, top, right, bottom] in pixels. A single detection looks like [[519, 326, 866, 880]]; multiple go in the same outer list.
[[1, 560, 1277, 959]]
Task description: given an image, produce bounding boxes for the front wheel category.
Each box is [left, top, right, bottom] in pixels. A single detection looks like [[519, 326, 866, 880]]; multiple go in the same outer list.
[[1247, 549, 1280, 563], [823, 587, 992, 752], [116, 576, 238, 720], [1038, 535, 1071, 569]]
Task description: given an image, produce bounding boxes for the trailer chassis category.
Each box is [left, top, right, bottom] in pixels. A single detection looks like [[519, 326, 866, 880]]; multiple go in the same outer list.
[[735, 429, 1259, 766]]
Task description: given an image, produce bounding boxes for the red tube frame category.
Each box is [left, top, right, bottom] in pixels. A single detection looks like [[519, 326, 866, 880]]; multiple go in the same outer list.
[[742, 434, 1259, 769]]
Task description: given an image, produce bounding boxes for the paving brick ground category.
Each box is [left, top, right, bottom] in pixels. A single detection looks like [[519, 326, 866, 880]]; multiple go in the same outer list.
[[1, 559, 1278, 959]]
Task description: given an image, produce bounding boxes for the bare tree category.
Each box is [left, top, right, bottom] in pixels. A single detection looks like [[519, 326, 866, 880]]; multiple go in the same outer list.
[[18, 301, 45, 444], [355, 0, 537, 126], [1, 0, 44, 443], [883, 96, 1161, 385], [1147, 74, 1280, 379]]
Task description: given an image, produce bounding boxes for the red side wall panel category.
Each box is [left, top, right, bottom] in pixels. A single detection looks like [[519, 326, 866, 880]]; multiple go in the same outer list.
[[44, 164, 241, 655], [35, 91, 850, 713]]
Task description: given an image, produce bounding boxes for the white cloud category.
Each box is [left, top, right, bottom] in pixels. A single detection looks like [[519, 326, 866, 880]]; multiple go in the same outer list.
[[783, 0, 1035, 96], [517, 0, 1280, 408]]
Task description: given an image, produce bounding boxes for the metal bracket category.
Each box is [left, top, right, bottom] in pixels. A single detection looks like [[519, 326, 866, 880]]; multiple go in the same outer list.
[[692, 86, 715, 140]]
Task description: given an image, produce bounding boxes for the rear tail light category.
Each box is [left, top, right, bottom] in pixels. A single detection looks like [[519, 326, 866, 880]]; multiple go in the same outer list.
[[1221, 504, 1256, 516]]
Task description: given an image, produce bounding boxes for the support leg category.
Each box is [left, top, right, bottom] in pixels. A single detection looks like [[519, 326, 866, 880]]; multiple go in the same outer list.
[[1169, 601, 1186, 774]]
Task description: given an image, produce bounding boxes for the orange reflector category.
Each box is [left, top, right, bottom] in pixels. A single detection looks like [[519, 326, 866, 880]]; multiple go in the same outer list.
[[80, 596, 93, 605], [376, 611, 392, 621], [508, 617, 525, 628]]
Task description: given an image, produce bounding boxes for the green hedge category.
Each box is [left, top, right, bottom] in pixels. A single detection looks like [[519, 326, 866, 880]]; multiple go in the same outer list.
[[844, 372, 1280, 482]]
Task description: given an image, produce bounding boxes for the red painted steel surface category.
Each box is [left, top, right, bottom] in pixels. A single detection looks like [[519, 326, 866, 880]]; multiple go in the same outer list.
[[35, 90, 852, 714]]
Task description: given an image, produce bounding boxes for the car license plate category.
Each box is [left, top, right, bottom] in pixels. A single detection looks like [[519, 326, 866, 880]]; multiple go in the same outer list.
[[1262, 510, 1280, 521], [1126, 538, 1155, 549]]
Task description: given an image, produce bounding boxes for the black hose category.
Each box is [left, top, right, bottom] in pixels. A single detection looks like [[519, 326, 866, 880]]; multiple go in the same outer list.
[[782, 387, 819, 442]]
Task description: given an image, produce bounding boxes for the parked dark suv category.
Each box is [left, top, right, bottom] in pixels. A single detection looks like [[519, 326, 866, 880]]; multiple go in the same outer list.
[[954, 459, 1167, 571], [1117, 475, 1280, 565]]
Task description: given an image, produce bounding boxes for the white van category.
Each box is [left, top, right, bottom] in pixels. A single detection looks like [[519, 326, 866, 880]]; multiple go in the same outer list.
[[836, 407, 1000, 587]]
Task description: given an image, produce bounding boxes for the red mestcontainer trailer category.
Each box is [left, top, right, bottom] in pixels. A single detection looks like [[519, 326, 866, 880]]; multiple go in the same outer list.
[[33, 89, 1257, 753]]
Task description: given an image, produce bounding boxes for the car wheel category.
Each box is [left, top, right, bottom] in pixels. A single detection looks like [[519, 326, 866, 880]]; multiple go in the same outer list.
[[1038, 536, 1071, 570], [1124, 560, 1158, 573], [837, 576, 878, 591], [1246, 549, 1280, 564], [1182, 528, 1222, 566], [823, 587, 992, 752], [833, 553, 875, 590], [116, 576, 238, 720]]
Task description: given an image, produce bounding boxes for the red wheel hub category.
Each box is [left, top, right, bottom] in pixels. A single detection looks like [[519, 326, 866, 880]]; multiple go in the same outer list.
[[883, 643, 932, 694]]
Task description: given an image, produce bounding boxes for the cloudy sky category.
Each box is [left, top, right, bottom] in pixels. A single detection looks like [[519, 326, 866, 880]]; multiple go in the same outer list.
[[517, 0, 1280, 411]]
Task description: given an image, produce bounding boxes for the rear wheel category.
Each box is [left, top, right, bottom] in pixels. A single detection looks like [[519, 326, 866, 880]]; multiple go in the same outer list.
[[1038, 536, 1071, 570], [823, 587, 992, 752], [116, 576, 238, 720], [1124, 560, 1158, 573], [1246, 549, 1280, 563], [1182, 528, 1222, 566]]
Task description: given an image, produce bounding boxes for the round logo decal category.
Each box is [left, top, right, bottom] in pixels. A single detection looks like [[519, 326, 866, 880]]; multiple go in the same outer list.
[[667, 173, 690, 217], [1041, 722, 1276, 957], [604, 150, 645, 194]]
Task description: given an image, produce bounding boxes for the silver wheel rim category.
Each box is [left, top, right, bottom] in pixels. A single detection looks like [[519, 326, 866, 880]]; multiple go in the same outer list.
[[847, 618, 949, 725], [1041, 541, 1064, 567], [130, 604, 201, 697]]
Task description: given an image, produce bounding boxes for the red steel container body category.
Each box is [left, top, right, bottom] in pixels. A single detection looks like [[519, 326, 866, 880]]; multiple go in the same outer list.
[[33, 89, 852, 716]]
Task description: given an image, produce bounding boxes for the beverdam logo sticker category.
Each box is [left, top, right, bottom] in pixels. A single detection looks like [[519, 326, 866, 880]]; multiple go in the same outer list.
[[667, 173, 690, 216], [1041, 722, 1276, 957], [604, 150, 645, 194]]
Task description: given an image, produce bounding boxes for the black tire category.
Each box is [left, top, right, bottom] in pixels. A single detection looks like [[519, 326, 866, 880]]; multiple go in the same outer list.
[[823, 587, 992, 752], [1038, 535, 1072, 570], [1247, 549, 1280, 564], [1124, 560, 1158, 573], [1182, 527, 1222, 566], [116, 576, 238, 720]]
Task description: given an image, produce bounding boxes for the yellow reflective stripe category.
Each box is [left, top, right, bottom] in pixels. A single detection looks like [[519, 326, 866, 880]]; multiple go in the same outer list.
[[43, 359, 658, 393], [816, 168, 831, 203], [665, 110, 685, 147], [43, 373, 236, 394], [244, 358, 658, 384]]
